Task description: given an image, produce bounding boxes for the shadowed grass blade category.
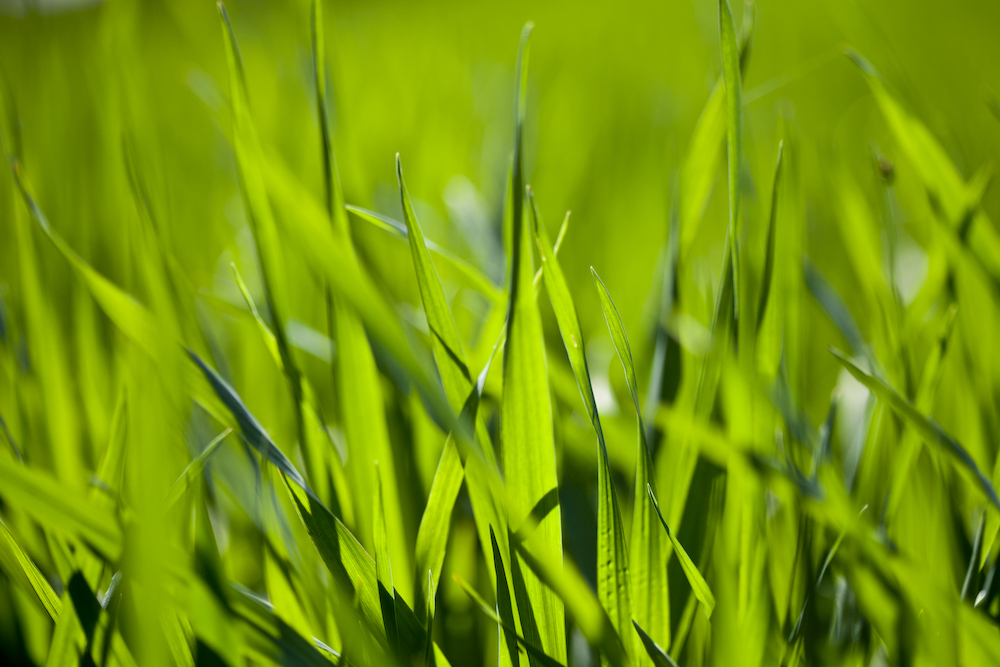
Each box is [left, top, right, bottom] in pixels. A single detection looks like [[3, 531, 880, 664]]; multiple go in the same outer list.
[[454, 574, 565, 667], [633, 621, 679, 667]]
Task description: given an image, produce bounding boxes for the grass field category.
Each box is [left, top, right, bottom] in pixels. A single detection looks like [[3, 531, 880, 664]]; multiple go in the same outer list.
[[1, 0, 1000, 664]]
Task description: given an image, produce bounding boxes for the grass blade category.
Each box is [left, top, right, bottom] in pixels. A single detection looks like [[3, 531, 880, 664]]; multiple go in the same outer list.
[[163, 429, 233, 509], [632, 621, 679, 667], [529, 192, 635, 663], [830, 348, 1000, 511], [500, 22, 566, 662], [0, 520, 61, 621], [454, 573, 565, 667], [592, 268, 669, 650], [346, 203, 502, 304], [647, 484, 716, 618], [374, 463, 400, 659], [756, 140, 784, 332], [720, 0, 743, 325], [0, 460, 122, 562]]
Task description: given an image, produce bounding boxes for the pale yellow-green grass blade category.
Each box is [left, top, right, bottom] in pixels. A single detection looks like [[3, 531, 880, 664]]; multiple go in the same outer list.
[[647, 484, 715, 618], [831, 348, 1000, 511], [413, 436, 462, 613], [396, 155, 497, 468], [346, 203, 502, 305], [848, 49, 1000, 280], [500, 21, 566, 662], [0, 460, 122, 562], [163, 428, 233, 509], [0, 520, 61, 621], [12, 163, 164, 359], [532, 193, 634, 660], [591, 268, 669, 651]]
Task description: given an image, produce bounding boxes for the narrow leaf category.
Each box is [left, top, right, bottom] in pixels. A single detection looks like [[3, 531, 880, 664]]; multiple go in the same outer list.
[[647, 484, 716, 618]]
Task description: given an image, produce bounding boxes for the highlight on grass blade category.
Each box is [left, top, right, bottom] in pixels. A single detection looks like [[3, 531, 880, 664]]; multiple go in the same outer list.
[[646, 484, 716, 618]]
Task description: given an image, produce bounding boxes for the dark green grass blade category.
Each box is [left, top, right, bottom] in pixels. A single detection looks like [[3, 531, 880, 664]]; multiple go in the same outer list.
[[831, 348, 1000, 511], [531, 193, 634, 659], [633, 620, 679, 667], [591, 267, 669, 650], [374, 464, 400, 660], [509, 539, 627, 667], [454, 574, 565, 667], [188, 350, 309, 493]]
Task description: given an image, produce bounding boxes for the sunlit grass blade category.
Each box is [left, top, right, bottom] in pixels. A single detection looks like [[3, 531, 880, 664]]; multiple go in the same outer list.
[[163, 428, 233, 509], [454, 573, 565, 667], [397, 155, 497, 468], [830, 348, 1000, 511], [0, 520, 61, 621], [647, 484, 715, 618], [346, 203, 502, 304], [501, 21, 566, 662], [414, 437, 462, 612], [530, 192, 634, 659], [632, 621, 679, 667], [0, 460, 121, 562], [592, 267, 669, 650]]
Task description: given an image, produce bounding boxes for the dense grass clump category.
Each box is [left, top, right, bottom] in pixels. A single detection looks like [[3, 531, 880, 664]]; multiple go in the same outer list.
[[2, 0, 1000, 665]]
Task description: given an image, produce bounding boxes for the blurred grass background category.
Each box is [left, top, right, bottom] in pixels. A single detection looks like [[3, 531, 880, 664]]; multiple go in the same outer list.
[[3, 0, 1000, 664]]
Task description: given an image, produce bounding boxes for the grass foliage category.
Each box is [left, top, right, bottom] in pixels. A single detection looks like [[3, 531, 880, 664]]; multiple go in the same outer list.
[[1, 0, 1000, 665]]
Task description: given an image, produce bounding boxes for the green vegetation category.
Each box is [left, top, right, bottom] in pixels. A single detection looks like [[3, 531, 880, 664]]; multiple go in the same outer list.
[[1, 0, 1000, 664]]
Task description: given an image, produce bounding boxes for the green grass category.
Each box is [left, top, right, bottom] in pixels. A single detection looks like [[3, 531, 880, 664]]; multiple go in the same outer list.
[[2, 0, 1000, 665]]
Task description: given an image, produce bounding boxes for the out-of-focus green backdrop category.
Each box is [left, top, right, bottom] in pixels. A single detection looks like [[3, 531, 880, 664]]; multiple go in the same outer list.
[[3, 0, 1000, 664]]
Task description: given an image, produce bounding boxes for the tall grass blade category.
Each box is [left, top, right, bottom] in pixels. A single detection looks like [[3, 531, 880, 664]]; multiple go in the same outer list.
[[647, 484, 715, 618], [720, 0, 743, 325], [592, 268, 669, 651], [454, 574, 565, 667], [530, 194, 634, 660], [501, 22, 566, 662], [831, 348, 1000, 511]]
